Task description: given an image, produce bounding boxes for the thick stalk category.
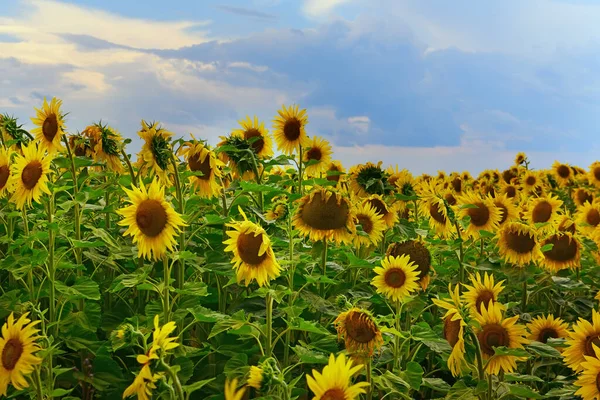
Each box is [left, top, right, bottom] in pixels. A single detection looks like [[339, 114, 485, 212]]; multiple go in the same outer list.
[[22, 209, 34, 299], [160, 358, 185, 400], [487, 373, 493, 400], [171, 157, 185, 289], [521, 276, 527, 311], [284, 213, 295, 366], [47, 196, 56, 335], [320, 240, 328, 296], [265, 292, 274, 358], [469, 331, 486, 382], [34, 366, 44, 400], [163, 257, 171, 322], [121, 149, 138, 187], [366, 358, 373, 400], [454, 221, 464, 283], [298, 146, 304, 195], [394, 301, 403, 370]]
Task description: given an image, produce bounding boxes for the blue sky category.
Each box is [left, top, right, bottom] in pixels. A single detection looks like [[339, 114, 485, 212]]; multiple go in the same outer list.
[[1, 0, 600, 173]]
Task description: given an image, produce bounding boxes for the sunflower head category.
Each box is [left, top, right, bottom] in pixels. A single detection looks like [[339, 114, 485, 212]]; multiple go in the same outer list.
[[224, 378, 246, 400], [462, 272, 505, 315], [387, 167, 415, 197], [83, 122, 124, 173], [325, 160, 345, 185], [178, 140, 224, 198], [564, 309, 600, 372], [334, 308, 383, 356], [352, 202, 386, 248], [573, 187, 594, 207], [303, 136, 333, 177], [496, 222, 542, 266], [306, 353, 369, 400], [363, 194, 397, 228], [135, 120, 174, 185], [493, 194, 517, 226], [577, 202, 600, 234], [418, 196, 453, 238], [0, 148, 11, 198], [527, 314, 569, 344], [514, 152, 527, 166], [552, 161, 573, 186], [526, 195, 563, 230], [457, 192, 502, 239], [502, 168, 518, 185], [387, 240, 433, 290], [372, 254, 420, 302], [539, 232, 581, 273], [272, 104, 310, 155], [1, 114, 31, 151], [30, 97, 66, 154], [349, 162, 394, 197], [231, 116, 274, 159], [589, 162, 600, 188], [7, 143, 52, 209]]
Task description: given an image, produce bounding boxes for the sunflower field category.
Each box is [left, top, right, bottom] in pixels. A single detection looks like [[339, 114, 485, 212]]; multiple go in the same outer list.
[[2, 99, 600, 400]]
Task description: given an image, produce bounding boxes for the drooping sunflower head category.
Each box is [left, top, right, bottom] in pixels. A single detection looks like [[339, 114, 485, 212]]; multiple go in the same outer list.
[[555, 214, 577, 234], [67, 133, 92, 158], [223, 211, 281, 287], [449, 175, 464, 194], [293, 187, 355, 244], [0, 147, 12, 198], [7, 142, 52, 209], [552, 161, 573, 186], [496, 222, 542, 266], [363, 194, 397, 228], [123, 364, 161, 400], [135, 120, 174, 185], [527, 314, 569, 344], [1, 114, 31, 151], [30, 97, 66, 154], [224, 378, 246, 400], [502, 167, 519, 185], [265, 195, 289, 221], [387, 240, 433, 290], [306, 353, 370, 400], [349, 162, 394, 197], [117, 179, 186, 261], [526, 195, 563, 231], [247, 365, 264, 390], [493, 194, 517, 226], [564, 309, 600, 372], [457, 192, 502, 239], [231, 115, 274, 159], [352, 202, 386, 248], [462, 272, 505, 315], [83, 122, 124, 173], [576, 202, 600, 235], [272, 104, 310, 155], [539, 232, 581, 273], [334, 308, 384, 356], [588, 162, 600, 188], [178, 140, 224, 199], [303, 136, 333, 177], [432, 284, 467, 377], [514, 152, 527, 166], [372, 254, 420, 302], [572, 187, 594, 208], [325, 160, 346, 185], [388, 167, 415, 197]]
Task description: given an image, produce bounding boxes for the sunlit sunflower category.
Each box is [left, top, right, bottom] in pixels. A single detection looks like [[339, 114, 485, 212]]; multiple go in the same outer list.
[[525, 195, 563, 231], [418, 196, 453, 238], [388, 167, 415, 197], [457, 192, 502, 239], [352, 202, 386, 248], [496, 222, 542, 266], [539, 232, 581, 273], [363, 194, 397, 229], [30, 97, 66, 154], [0, 147, 11, 198], [150, 315, 178, 353], [372, 254, 420, 302], [576, 202, 600, 235], [178, 140, 224, 199], [0, 313, 41, 396], [83, 122, 124, 173], [474, 302, 529, 375], [117, 179, 186, 261], [325, 160, 345, 185], [500, 182, 519, 200], [135, 120, 174, 185], [123, 364, 161, 400], [432, 284, 467, 377], [303, 136, 333, 177], [502, 167, 519, 185], [7, 143, 52, 209], [293, 188, 355, 244], [334, 308, 383, 356], [224, 378, 246, 400], [575, 344, 600, 400], [564, 309, 600, 372], [527, 314, 569, 344], [514, 152, 527, 166], [449, 175, 464, 195], [247, 366, 264, 390], [272, 104, 310, 155], [573, 187, 594, 207], [493, 194, 517, 226], [349, 162, 393, 197], [307, 353, 369, 400], [555, 214, 577, 234], [552, 161, 573, 186], [588, 162, 600, 188], [520, 170, 543, 194], [462, 272, 505, 315], [231, 115, 274, 159], [387, 240, 433, 290], [479, 181, 496, 198]]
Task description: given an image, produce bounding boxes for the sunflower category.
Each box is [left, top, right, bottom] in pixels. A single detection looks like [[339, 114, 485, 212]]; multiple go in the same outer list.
[[520, 170, 543, 194], [231, 115, 274, 159], [500, 183, 519, 200], [474, 302, 529, 375], [293, 188, 355, 244], [372, 254, 420, 302], [122, 364, 161, 400], [539, 232, 581, 273], [334, 308, 383, 356], [588, 162, 600, 188], [1, 114, 31, 151], [443, 190, 458, 207], [496, 222, 542, 266], [303, 136, 333, 177], [449, 175, 463, 195], [457, 192, 502, 239], [67, 133, 92, 158], [352, 202, 386, 248], [502, 168, 518, 185], [30, 97, 65, 154], [117, 179, 186, 261], [265, 197, 288, 221], [272, 104, 310, 155], [514, 152, 527, 166], [573, 187, 594, 207], [224, 378, 246, 400], [0, 313, 41, 396], [363, 194, 397, 229], [150, 315, 178, 353], [388, 167, 415, 197], [526, 314, 569, 344], [387, 240, 433, 290], [555, 214, 577, 234], [0, 147, 11, 198], [307, 353, 369, 400], [432, 284, 467, 377], [575, 344, 600, 400], [462, 272, 505, 315], [525, 195, 563, 231], [83, 122, 124, 173], [178, 140, 224, 199], [247, 366, 264, 390], [493, 194, 517, 226], [552, 161, 573, 186], [224, 209, 281, 287], [135, 120, 174, 185], [418, 196, 453, 238], [7, 143, 52, 210], [325, 160, 345, 185], [576, 202, 600, 235], [564, 309, 600, 372], [349, 162, 393, 197]]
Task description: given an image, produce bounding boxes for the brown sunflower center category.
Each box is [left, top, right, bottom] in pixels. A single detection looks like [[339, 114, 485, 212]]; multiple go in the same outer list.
[[522, 176, 534, 186], [584, 335, 600, 357], [532, 201, 552, 223], [356, 214, 374, 234], [577, 189, 593, 205], [468, 202, 490, 227], [387, 241, 431, 279], [42, 114, 59, 142], [321, 388, 346, 400], [594, 167, 600, 182], [504, 185, 517, 198], [236, 231, 267, 265], [429, 203, 447, 224], [367, 198, 388, 216], [306, 147, 322, 162], [283, 118, 301, 141], [443, 316, 461, 347], [0, 165, 9, 189], [300, 191, 349, 231], [1, 338, 23, 370], [445, 193, 457, 206], [556, 165, 571, 178], [537, 327, 559, 343], [135, 199, 168, 237], [543, 234, 578, 262], [345, 312, 377, 343], [475, 290, 495, 313], [587, 209, 600, 227], [451, 178, 462, 193], [21, 161, 43, 189], [384, 267, 406, 288], [188, 153, 212, 181], [504, 228, 536, 254], [559, 220, 576, 234], [244, 128, 265, 154], [502, 169, 516, 184], [479, 323, 509, 356], [495, 202, 508, 225]]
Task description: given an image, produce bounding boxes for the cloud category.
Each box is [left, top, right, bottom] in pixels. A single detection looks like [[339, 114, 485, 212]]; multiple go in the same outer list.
[[303, 0, 352, 18], [216, 5, 277, 20]]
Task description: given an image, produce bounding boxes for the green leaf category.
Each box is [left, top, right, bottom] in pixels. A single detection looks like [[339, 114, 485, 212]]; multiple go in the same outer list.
[[289, 318, 330, 335], [527, 341, 562, 358], [71, 239, 105, 248], [292, 346, 329, 364], [174, 357, 194, 384], [55, 277, 101, 300], [400, 361, 423, 390], [421, 378, 450, 393], [504, 373, 544, 383], [174, 282, 208, 297], [540, 243, 554, 252], [505, 384, 543, 399], [492, 346, 530, 358], [183, 378, 215, 396], [188, 306, 228, 323]]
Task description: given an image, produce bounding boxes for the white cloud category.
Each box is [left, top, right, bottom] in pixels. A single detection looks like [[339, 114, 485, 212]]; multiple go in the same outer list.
[[227, 62, 269, 72], [347, 116, 370, 134], [303, 0, 352, 18]]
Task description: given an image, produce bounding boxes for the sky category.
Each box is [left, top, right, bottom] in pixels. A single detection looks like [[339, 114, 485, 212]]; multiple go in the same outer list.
[[1, 0, 600, 174]]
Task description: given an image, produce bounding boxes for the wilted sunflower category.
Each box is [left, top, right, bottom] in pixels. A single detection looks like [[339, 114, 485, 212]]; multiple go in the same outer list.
[[67, 133, 92, 158], [572, 187, 594, 208], [525, 195, 563, 231], [178, 140, 224, 199], [293, 188, 355, 244], [432, 284, 467, 377], [462, 272, 505, 315], [539, 232, 581, 273], [514, 152, 527, 166], [418, 196, 452, 238], [123, 364, 161, 400], [117, 179, 186, 261], [0, 147, 11, 198], [576, 202, 600, 235], [30, 97, 66, 154], [303, 136, 333, 177], [247, 366, 264, 390], [552, 161, 573, 186], [496, 222, 542, 266], [224, 209, 281, 287], [443, 190, 458, 207], [83, 122, 124, 173], [363, 194, 397, 229], [575, 344, 600, 400], [272, 104, 310, 155], [493, 194, 517, 226], [449, 175, 464, 195], [457, 192, 502, 239], [372, 254, 420, 302], [231, 115, 274, 159], [325, 160, 345, 185], [564, 309, 600, 372], [588, 162, 600, 188], [224, 378, 246, 400], [8, 143, 52, 210], [520, 170, 543, 194], [387, 240, 433, 290], [334, 308, 383, 356], [349, 162, 393, 197], [555, 214, 577, 234], [474, 302, 529, 375], [135, 120, 174, 185], [1, 114, 31, 151], [307, 353, 369, 400], [265, 196, 288, 221], [527, 314, 569, 344], [353, 202, 386, 248]]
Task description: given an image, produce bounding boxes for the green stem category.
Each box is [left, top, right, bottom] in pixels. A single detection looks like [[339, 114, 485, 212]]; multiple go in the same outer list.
[[171, 156, 185, 290], [121, 148, 138, 187], [480, 237, 484, 259], [366, 358, 373, 400], [160, 358, 185, 400], [22, 209, 35, 300], [394, 301, 403, 370], [46, 195, 56, 336], [454, 221, 464, 283], [469, 331, 486, 382], [320, 240, 328, 297], [163, 257, 171, 322], [298, 145, 304, 195], [34, 366, 44, 400], [265, 292, 273, 358], [284, 213, 295, 367], [521, 275, 527, 311], [487, 373, 493, 400]]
